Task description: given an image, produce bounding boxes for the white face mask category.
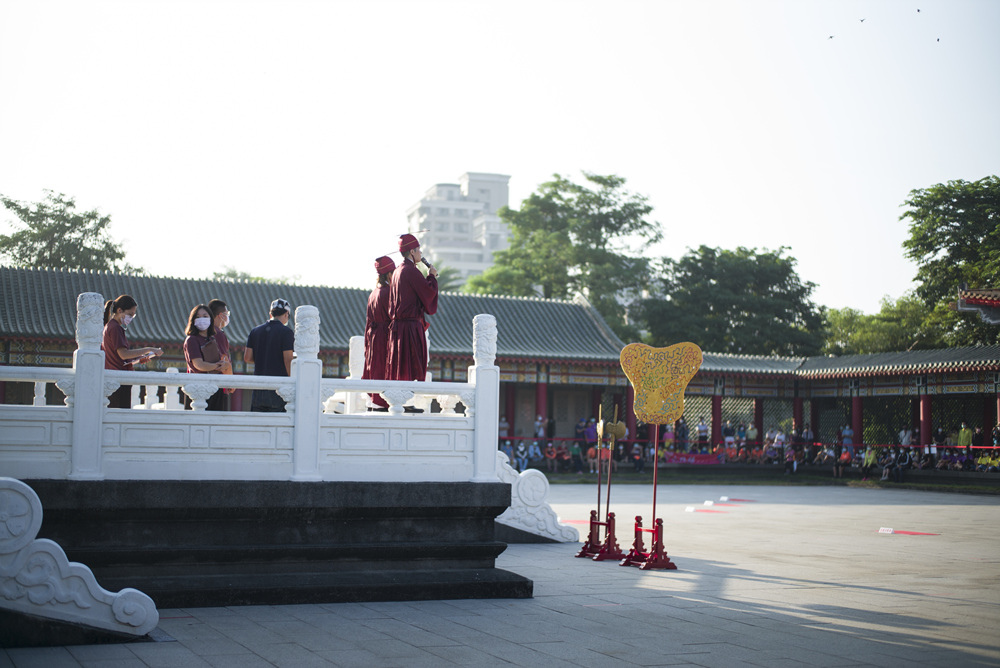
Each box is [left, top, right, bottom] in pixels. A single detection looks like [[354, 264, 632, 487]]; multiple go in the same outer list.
[[122, 314, 134, 328], [194, 317, 211, 331]]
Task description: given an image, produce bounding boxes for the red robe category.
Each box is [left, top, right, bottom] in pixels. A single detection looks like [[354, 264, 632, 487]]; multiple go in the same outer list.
[[387, 259, 438, 381], [363, 284, 391, 407]]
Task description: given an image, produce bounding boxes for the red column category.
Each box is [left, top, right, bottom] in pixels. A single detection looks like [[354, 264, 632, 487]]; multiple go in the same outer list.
[[985, 395, 995, 439], [919, 394, 932, 446], [711, 394, 722, 446], [793, 397, 803, 433], [996, 392, 1000, 427], [625, 385, 636, 444], [810, 401, 820, 442], [535, 381, 548, 426], [851, 396, 864, 445], [754, 398, 764, 446], [505, 383, 517, 435]]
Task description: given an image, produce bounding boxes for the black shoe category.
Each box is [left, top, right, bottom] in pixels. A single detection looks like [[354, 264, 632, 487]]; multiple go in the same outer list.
[[368, 406, 388, 413], [403, 406, 424, 413]]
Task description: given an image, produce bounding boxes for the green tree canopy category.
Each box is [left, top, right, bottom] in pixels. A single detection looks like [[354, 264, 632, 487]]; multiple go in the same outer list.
[[433, 264, 465, 292], [823, 293, 942, 355], [212, 266, 301, 284], [901, 175, 1000, 346], [640, 246, 825, 356], [465, 172, 661, 340], [0, 190, 139, 272]]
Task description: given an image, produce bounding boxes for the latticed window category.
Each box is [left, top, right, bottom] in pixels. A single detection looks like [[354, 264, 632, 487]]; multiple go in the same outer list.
[[934, 395, 984, 435], [720, 396, 754, 433], [862, 396, 911, 446], [681, 395, 713, 437], [761, 399, 794, 435], [814, 397, 851, 445]]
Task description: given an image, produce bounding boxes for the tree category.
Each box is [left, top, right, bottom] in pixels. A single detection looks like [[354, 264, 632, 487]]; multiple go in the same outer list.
[[0, 190, 139, 272], [901, 176, 1000, 346], [212, 266, 298, 284], [640, 246, 825, 356], [433, 264, 465, 292], [823, 293, 942, 355], [465, 172, 661, 340]]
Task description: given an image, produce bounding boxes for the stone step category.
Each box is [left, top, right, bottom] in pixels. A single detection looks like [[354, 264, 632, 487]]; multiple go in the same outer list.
[[68, 541, 509, 575], [97, 568, 534, 608]]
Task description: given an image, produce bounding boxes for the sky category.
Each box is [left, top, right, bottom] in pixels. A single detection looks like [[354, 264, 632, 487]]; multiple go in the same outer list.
[[1, 0, 998, 315]]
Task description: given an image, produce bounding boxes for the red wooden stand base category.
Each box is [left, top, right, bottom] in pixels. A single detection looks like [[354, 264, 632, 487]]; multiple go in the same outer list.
[[575, 510, 624, 561], [620, 516, 677, 570]]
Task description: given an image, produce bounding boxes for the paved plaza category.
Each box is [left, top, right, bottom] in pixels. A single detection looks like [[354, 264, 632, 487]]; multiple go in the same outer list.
[[3, 484, 998, 667]]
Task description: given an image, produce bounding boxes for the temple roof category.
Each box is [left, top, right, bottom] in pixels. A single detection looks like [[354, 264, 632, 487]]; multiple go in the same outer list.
[[2, 267, 999, 376], [951, 287, 1000, 325], [958, 287, 1000, 306], [0, 266, 626, 363], [795, 346, 1000, 378], [700, 352, 806, 376]]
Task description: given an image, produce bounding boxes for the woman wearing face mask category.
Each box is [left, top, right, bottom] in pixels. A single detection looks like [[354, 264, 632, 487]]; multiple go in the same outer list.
[[102, 294, 164, 409], [183, 303, 232, 410], [207, 298, 234, 410]]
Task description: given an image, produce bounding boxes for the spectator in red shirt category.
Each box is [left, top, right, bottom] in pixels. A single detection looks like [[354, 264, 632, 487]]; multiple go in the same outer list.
[[101, 294, 163, 409]]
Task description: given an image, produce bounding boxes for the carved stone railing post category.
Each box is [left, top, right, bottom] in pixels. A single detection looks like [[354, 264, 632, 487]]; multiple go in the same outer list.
[[32, 381, 47, 406], [291, 305, 322, 481], [143, 383, 159, 409], [182, 381, 219, 411], [469, 314, 500, 482], [163, 368, 182, 410], [70, 292, 106, 480], [382, 389, 415, 416], [345, 335, 366, 414]]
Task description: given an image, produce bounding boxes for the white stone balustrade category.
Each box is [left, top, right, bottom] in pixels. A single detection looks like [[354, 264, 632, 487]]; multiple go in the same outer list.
[[0, 293, 501, 485]]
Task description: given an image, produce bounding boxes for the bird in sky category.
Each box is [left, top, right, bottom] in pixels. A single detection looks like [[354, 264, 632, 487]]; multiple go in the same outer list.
[[860, 18, 866, 22], [828, 35, 834, 39]]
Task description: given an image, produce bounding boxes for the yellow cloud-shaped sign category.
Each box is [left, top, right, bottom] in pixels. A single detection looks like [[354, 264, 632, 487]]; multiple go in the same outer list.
[[620, 342, 703, 425]]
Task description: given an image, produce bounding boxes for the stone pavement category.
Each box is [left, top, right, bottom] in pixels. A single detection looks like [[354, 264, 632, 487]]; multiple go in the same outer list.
[[3, 484, 999, 667]]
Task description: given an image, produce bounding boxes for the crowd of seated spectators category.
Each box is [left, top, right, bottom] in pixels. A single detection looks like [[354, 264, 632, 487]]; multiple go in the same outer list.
[[498, 420, 1000, 479]]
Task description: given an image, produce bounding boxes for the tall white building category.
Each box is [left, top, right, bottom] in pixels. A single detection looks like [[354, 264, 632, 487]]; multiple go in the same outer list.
[[405, 172, 511, 282]]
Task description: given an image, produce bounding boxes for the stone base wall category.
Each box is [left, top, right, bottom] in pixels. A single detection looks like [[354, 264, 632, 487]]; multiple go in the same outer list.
[[25, 480, 532, 608]]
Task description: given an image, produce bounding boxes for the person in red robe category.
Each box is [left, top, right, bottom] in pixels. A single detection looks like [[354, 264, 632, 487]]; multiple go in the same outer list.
[[363, 256, 395, 410], [387, 234, 438, 383]]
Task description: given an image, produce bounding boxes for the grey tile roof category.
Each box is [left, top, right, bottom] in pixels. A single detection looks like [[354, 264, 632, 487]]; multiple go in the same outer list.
[[700, 352, 805, 375], [3, 267, 999, 375], [796, 346, 1000, 377], [0, 267, 626, 363]]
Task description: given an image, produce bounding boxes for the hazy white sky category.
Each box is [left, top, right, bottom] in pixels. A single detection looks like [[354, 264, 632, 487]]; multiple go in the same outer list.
[[1, 0, 997, 314]]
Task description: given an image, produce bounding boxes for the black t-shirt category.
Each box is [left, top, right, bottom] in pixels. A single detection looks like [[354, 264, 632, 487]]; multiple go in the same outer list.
[[246, 319, 295, 376]]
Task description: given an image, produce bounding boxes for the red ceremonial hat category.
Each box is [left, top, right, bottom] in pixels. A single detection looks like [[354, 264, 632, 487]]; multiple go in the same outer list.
[[375, 256, 396, 275], [399, 233, 420, 254]]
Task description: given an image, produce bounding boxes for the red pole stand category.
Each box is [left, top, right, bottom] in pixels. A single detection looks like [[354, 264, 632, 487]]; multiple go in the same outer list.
[[620, 517, 677, 570], [575, 510, 602, 558], [640, 519, 676, 571], [592, 511, 623, 561], [576, 510, 623, 560], [619, 515, 646, 567]]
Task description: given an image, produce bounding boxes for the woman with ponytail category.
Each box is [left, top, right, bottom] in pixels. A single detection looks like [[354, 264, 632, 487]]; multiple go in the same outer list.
[[101, 294, 163, 409]]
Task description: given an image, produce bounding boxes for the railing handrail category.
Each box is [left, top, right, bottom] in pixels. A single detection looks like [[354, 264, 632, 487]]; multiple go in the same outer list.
[[0, 366, 75, 382], [0, 365, 475, 396]]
